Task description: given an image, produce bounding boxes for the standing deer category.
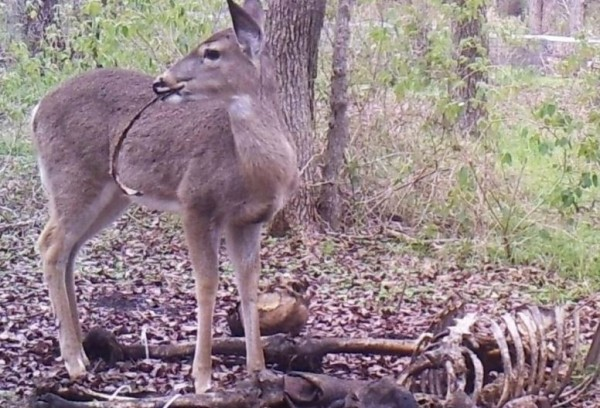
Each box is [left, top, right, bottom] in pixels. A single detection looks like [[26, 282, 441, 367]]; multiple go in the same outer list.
[[31, 0, 298, 393]]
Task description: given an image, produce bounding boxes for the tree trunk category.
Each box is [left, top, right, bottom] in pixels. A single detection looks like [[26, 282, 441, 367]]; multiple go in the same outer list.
[[569, 0, 585, 35], [496, 0, 525, 18], [21, 0, 60, 54], [452, 0, 489, 138], [528, 0, 544, 34], [265, 0, 327, 235], [3, 1, 23, 44], [317, 0, 353, 231]]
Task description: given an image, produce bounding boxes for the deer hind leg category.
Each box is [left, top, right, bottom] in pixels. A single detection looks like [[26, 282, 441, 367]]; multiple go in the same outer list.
[[225, 223, 265, 374], [65, 196, 130, 342], [39, 187, 129, 379], [182, 211, 222, 393], [39, 218, 89, 378]]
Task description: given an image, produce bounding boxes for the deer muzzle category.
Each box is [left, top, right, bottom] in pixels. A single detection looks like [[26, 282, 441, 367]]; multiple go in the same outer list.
[[152, 74, 185, 97]]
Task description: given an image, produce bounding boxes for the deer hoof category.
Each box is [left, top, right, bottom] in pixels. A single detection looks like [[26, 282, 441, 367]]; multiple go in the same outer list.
[[63, 345, 90, 379], [64, 353, 88, 379], [194, 377, 212, 394]]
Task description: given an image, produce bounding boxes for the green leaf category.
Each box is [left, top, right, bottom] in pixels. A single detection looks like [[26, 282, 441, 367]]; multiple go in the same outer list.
[[580, 172, 592, 189], [588, 111, 600, 125], [520, 127, 529, 138], [561, 190, 575, 207], [538, 141, 551, 155], [556, 136, 570, 148], [543, 102, 557, 117], [84, 0, 103, 17], [500, 152, 512, 166], [538, 229, 551, 240], [457, 166, 471, 189]]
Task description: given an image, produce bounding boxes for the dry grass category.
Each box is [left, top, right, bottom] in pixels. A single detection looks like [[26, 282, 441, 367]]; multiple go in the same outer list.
[[308, 2, 600, 278]]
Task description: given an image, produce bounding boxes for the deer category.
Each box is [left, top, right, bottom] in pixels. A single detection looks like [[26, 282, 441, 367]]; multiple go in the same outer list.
[[31, 0, 298, 393]]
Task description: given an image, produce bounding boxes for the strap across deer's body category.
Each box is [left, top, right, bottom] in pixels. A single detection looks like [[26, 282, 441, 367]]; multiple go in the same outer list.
[[109, 96, 161, 196]]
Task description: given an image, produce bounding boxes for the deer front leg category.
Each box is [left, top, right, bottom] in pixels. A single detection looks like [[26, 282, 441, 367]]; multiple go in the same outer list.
[[39, 221, 88, 378], [225, 223, 266, 374], [182, 212, 221, 393], [66, 247, 85, 345]]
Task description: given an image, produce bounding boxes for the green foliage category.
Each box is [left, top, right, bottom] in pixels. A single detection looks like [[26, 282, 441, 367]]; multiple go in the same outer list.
[[339, 0, 600, 279], [0, 0, 221, 121], [512, 99, 600, 215], [488, 70, 600, 276], [2, 0, 600, 282]]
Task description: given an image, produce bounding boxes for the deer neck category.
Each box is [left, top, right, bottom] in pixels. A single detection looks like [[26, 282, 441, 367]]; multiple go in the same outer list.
[[229, 94, 258, 121], [228, 93, 297, 197]]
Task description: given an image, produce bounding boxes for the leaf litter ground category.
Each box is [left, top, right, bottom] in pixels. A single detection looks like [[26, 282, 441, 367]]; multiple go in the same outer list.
[[1, 156, 599, 406]]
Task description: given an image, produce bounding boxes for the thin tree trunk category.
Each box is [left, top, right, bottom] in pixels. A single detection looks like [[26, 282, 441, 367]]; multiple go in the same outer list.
[[569, 0, 585, 35], [3, 1, 23, 44], [528, 0, 544, 34], [452, 0, 489, 138], [265, 0, 327, 235], [318, 0, 354, 230]]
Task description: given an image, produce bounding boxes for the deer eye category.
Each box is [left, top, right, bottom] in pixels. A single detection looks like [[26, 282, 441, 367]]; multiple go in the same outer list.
[[203, 49, 220, 61]]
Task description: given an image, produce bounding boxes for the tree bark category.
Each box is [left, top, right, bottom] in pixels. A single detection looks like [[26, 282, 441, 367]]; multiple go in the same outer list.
[[569, 0, 585, 36], [265, 0, 327, 235], [528, 0, 544, 34], [452, 0, 489, 138], [21, 0, 60, 54], [496, 0, 525, 18], [318, 0, 353, 230]]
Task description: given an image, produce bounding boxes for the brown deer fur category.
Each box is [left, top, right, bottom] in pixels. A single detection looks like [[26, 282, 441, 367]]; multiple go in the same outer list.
[[32, 0, 298, 393]]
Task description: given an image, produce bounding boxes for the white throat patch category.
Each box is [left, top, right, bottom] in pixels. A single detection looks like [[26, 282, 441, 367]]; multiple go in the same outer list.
[[229, 94, 253, 118], [163, 93, 185, 104]]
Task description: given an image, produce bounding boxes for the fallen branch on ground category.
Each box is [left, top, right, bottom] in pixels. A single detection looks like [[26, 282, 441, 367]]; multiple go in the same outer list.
[[33, 373, 418, 408], [83, 329, 418, 372]]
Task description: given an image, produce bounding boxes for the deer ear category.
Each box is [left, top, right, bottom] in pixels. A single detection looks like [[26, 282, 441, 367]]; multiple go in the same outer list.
[[242, 0, 264, 29], [227, 0, 263, 60]]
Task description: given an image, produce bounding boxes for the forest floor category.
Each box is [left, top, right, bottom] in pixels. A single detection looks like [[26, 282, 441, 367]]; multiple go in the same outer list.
[[1, 155, 600, 407]]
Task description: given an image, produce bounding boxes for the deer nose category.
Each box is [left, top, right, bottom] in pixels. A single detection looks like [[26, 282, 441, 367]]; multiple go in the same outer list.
[[152, 76, 174, 95]]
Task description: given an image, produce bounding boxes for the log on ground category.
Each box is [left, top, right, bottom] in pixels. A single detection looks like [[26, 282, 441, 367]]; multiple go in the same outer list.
[[82, 328, 418, 372], [32, 373, 418, 408]]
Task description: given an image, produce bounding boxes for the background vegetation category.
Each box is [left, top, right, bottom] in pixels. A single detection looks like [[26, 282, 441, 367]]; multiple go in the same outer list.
[[1, 0, 600, 282]]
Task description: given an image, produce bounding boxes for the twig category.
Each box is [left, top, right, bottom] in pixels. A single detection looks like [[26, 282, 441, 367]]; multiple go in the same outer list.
[[554, 375, 598, 407], [383, 228, 461, 245], [299, 153, 320, 177], [110, 96, 161, 196], [72, 385, 136, 401], [34, 385, 281, 408], [0, 220, 36, 233], [360, 165, 441, 210]]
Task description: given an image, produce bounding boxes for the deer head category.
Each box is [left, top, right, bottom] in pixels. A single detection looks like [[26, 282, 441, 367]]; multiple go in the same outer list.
[[153, 0, 264, 104]]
